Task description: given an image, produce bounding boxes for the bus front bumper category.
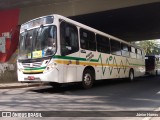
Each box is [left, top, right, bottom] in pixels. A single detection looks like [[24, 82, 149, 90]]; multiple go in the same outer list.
[[17, 68, 59, 83]]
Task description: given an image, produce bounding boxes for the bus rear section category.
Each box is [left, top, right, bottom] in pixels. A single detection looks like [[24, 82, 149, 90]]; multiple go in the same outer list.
[[145, 55, 160, 75]]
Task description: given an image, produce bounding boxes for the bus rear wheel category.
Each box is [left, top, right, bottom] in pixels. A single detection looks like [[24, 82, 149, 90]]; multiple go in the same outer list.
[[82, 69, 94, 89], [129, 69, 134, 81]]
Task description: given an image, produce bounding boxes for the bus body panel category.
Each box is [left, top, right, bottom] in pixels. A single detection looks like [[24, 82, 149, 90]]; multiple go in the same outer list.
[[17, 14, 146, 85]]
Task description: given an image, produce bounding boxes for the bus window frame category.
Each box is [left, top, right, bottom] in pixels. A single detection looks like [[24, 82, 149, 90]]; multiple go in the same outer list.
[[60, 21, 79, 56], [96, 34, 110, 54], [121, 43, 130, 57], [80, 28, 96, 51], [110, 39, 122, 56]]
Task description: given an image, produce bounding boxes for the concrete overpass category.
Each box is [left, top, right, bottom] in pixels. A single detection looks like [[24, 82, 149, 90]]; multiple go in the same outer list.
[[0, 0, 160, 41]]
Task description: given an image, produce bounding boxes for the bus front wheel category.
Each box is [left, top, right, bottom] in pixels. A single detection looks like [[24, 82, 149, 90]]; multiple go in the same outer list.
[[82, 69, 94, 89]]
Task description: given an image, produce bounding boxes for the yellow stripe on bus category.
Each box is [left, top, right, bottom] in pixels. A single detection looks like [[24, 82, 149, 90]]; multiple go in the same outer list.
[[54, 59, 135, 68], [23, 69, 44, 73]]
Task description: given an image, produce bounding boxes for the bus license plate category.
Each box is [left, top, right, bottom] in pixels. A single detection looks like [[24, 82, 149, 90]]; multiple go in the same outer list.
[[28, 76, 35, 80]]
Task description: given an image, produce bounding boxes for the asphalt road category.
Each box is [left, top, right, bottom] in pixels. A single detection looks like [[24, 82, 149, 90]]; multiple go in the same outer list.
[[0, 76, 160, 120]]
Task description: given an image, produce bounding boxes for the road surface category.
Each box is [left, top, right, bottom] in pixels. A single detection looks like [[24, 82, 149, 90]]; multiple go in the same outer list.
[[0, 76, 160, 120]]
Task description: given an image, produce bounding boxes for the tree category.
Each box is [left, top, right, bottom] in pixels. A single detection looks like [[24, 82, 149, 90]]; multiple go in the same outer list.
[[133, 40, 160, 55]]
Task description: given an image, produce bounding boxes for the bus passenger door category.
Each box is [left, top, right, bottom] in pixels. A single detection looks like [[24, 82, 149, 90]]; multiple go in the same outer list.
[[60, 21, 79, 83], [79, 28, 101, 80]]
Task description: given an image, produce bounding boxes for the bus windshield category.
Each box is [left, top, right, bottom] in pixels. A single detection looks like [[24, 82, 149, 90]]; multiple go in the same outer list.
[[18, 25, 57, 60]]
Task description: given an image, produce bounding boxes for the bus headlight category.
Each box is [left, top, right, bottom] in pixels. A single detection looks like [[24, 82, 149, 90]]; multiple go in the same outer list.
[[43, 63, 57, 73], [18, 68, 23, 72]]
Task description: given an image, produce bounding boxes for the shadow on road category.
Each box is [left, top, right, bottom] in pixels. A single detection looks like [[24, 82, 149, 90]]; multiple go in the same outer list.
[[29, 75, 160, 95], [1, 75, 160, 111], [26, 75, 160, 110], [29, 78, 131, 93]]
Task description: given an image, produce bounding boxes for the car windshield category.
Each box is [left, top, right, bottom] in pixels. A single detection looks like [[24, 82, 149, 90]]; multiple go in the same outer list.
[[18, 25, 57, 60]]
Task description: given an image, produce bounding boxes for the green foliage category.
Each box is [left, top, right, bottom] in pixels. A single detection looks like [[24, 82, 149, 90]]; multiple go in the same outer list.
[[134, 40, 160, 55]]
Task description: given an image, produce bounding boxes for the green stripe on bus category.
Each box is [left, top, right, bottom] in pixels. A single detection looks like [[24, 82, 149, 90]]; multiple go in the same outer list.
[[53, 55, 98, 62], [129, 63, 145, 66], [53, 55, 86, 61], [24, 66, 46, 70], [53, 55, 145, 66]]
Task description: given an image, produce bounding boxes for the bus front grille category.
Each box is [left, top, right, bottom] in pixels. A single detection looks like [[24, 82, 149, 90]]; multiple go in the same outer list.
[[22, 62, 42, 68]]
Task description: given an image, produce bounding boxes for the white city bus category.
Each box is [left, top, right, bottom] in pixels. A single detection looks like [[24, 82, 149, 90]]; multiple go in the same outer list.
[[17, 14, 145, 88]]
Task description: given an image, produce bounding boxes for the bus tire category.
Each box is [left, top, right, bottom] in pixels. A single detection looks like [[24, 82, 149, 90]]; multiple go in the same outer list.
[[82, 69, 94, 89], [128, 69, 134, 82]]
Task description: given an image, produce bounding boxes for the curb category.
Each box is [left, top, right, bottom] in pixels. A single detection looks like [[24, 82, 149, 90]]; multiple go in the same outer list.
[[0, 83, 45, 89]]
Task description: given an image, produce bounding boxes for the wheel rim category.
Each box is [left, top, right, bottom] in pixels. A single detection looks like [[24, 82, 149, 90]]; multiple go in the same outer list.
[[84, 73, 92, 86]]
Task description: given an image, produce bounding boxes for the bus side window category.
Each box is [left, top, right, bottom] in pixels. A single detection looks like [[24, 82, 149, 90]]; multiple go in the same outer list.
[[130, 46, 137, 58], [80, 28, 96, 51], [137, 48, 142, 59], [110, 39, 121, 55], [121, 43, 129, 57], [60, 21, 79, 56], [96, 34, 110, 54]]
